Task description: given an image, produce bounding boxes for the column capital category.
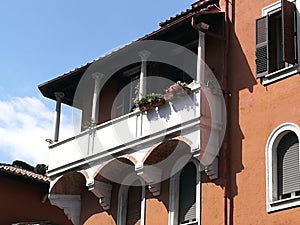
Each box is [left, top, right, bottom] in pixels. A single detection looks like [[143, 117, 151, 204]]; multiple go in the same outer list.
[[138, 50, 151, 61], [54, 92, 64, 101], [92, 72, 105, 81]]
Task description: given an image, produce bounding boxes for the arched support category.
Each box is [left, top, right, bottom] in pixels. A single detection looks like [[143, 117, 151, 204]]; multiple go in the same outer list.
[[87, 179, 112, 210], [48, 194, 80, 225], [135, 162, 162, 196]]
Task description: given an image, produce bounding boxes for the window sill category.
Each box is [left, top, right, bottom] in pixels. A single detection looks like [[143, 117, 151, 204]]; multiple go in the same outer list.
[[261, 64, 299, 85], [268, 195, 300, 212]]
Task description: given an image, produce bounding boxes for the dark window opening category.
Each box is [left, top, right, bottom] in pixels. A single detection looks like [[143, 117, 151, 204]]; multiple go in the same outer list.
[[178, 162, 197, 224], [255, 0, 297, 78], [126, 184, 142, 225]]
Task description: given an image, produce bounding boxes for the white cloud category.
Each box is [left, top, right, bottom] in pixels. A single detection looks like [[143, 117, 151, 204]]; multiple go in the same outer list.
[[0, 96, 74, 165]]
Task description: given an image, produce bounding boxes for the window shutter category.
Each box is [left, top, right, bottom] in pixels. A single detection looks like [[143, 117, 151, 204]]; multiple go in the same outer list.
[[277, 132, 300, 197], [179, 162, 197, 224], [282, 0, 297, 65], [126, 185, 142, 225], [255, 16, 269, 78]]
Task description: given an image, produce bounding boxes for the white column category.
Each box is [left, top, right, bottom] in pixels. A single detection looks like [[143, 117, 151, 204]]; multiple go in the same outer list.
[[54, 92, 64, 142], [91, 72, 104, 122], [197, 31, 205, 84], [138, 50, 151, 99]]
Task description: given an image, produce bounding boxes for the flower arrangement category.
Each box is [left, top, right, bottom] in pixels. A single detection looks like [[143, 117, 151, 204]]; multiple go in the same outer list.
[[164, 81, 191, 101], [134, 93, 165, 112]]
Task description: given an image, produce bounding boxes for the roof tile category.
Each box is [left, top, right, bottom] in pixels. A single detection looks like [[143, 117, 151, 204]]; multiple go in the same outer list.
[[0, 164, 49, 183]]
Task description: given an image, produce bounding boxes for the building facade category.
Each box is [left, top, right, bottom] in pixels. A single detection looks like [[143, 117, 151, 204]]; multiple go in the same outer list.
[[0, 164, 72, 225], [38, 0, 300, 224]]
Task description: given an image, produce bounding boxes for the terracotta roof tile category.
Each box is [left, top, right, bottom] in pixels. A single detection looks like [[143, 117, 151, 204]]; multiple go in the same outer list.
[[0, 164, 50, 183], [159, 0, 220, 27]]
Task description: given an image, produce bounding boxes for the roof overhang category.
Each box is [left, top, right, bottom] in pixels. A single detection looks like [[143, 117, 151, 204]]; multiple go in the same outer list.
[[38, 2, 224, 107]]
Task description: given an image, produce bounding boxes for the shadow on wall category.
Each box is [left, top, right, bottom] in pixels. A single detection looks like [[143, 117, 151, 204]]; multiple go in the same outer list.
[[201, 0, 257, 224], [226, 0, 257, 223]]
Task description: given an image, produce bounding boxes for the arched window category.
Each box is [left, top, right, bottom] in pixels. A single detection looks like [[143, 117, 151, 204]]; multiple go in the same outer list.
[[277, 132, 300, 200], [169, 159, 200, 225], [266, 123, 300, 212], [178, 162, 197, 224], [126, 184, 142, 225], [117, 179, 145, 225]]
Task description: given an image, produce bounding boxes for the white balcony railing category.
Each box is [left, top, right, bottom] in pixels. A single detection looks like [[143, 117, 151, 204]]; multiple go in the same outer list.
[[48, 89, 202, 177]]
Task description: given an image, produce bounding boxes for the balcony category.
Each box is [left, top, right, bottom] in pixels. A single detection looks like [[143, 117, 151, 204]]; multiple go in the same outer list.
[[47, 83, 225, 180], [47, 87, 205, 178]]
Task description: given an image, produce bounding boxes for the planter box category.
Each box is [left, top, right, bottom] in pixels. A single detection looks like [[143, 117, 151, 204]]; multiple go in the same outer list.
[[139, 97, 166, 112]]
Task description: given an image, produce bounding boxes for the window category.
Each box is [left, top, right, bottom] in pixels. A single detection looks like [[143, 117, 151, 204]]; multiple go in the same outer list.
[[117, 179, 145, 225], [169, 159, 200, 225], [266, 123, 300, 212], [277, 132, 300, 200], [114, 66, 140, 118], [178, 162, 197, 224], [126, 184, 142, 225], [256, 0, 298, 84]]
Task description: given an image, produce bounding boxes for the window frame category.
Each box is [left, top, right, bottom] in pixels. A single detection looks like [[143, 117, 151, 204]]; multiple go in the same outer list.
[[117, 177, 146, 225], [257, 0, 299, 85], [168, 158, 201, 225], [266, 122, 300, 212]]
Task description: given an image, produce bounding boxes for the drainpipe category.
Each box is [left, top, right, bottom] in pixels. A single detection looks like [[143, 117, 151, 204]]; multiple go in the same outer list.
[[91, 72, 104, 123], [54, 92, 64, 142], [223, 0, 231, 224], [138, 50, 151, 98]]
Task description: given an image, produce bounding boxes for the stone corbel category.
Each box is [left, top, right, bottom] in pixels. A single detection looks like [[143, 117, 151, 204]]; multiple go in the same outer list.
[[87, 180, 112, 210], [135, 162, 162, 196], [204, 156, 219, 180], [48, 194, 80, 225]]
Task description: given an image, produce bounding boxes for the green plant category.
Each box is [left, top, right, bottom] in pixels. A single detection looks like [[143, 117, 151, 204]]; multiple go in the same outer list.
[[134, 93, 163, 107], [34, 164, 48, 175], [82, 119, 96, 130], [12, 160, 34, 172]]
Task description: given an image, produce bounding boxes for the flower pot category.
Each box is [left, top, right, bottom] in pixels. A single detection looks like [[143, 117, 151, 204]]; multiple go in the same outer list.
[[151, 97, 166, 107], [139, 98, 165, 112], [139, 102, 152, 112]]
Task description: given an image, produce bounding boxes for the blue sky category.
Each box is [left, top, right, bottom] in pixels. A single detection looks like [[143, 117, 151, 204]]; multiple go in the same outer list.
[[0, 1, 195, 165]]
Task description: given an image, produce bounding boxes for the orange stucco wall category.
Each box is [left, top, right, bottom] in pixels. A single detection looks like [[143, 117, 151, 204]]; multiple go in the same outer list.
[[201, 0, 300, 224], [0, 175, 72, 225], [80, 180, 170, 225], [81, 183, 119, 225], [145, 180, 169, 225]]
